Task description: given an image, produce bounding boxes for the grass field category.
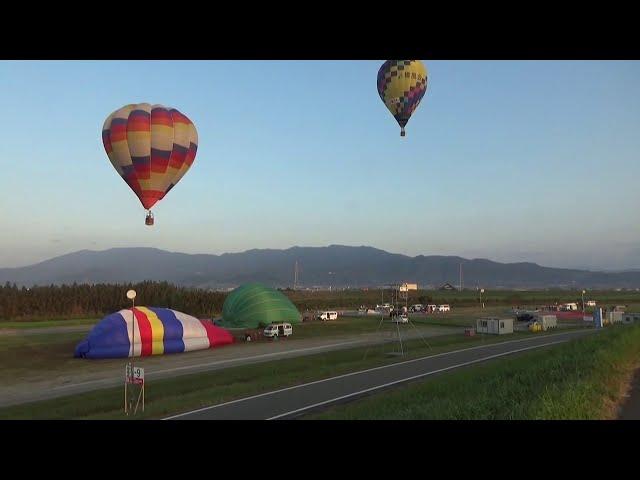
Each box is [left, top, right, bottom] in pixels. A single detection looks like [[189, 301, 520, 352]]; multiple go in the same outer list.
[[0, 306, 586, 388], [0, 328, 565, 420], [0, 331, 97, 385], [286, 288, 640, 311], [307, 323, 640, 420], [0, 318, 99, 330]]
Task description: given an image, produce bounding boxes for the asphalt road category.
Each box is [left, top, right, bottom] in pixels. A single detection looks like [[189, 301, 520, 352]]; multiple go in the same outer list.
[[165, 329, 597, 420]]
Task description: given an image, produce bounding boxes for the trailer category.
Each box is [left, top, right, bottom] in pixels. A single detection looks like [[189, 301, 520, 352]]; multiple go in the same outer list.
[[534, 314, 557, 331]]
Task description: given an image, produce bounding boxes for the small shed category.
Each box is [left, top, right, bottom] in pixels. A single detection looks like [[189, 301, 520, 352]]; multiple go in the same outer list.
[[476, 317, 513, 335]]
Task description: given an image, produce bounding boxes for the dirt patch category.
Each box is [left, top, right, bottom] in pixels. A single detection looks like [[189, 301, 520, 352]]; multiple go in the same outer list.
[[617, 364, 640, 419]]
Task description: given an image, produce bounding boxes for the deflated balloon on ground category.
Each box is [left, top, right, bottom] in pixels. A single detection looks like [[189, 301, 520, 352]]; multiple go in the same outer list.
[[74, 307, 233, 359]]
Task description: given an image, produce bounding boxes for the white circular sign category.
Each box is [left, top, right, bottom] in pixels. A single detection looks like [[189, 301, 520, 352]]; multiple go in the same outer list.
[[126, 289, 137, 300]]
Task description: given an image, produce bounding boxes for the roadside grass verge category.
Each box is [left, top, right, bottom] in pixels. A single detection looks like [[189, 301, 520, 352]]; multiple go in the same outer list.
[[0, 330, 551, 419], [307, 324, 640, 420]]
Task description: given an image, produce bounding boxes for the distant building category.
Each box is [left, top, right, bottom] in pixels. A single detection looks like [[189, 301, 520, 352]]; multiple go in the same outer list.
[[439, 283, 457, 291], [399, 283, 418, 292], [586, 300, 597, 307]]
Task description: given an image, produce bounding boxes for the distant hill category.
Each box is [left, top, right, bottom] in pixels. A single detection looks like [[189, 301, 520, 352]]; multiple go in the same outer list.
[[1, 245, 639, 289]]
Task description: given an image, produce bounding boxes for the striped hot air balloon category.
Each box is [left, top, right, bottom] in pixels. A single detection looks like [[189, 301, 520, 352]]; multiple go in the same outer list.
[[377, 60, 428, 137], [102, 103, 198, 225], [74, 307, 233, 359]]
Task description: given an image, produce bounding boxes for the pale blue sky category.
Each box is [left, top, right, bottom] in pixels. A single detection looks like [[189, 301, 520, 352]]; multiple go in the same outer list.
[[0, 60, 638, 270]]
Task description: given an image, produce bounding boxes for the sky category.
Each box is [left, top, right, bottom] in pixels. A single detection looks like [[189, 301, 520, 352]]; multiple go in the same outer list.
[[0, 60, 638, 270]]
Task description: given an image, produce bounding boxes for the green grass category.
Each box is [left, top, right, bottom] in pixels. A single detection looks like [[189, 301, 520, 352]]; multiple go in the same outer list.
[[0, 331, 103, 384], [0, 329, 557, 420], [289, 314, 455, 339], [0, 312, 463, 389], [307, 324, 640, 420], [286, 288, 640, 311], [0, 318, 98, 329]]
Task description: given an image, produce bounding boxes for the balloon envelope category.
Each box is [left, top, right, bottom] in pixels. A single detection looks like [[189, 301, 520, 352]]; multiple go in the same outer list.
[[102, 103, 198, 210], [377, 60, 428, 134], [219, 283, 302, 329], [74, 307, 233, 359]]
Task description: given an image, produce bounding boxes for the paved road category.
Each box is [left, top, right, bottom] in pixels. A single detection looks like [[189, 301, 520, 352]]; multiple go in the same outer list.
[[166, 329, 597, 420], [0, 325, 458, 407]]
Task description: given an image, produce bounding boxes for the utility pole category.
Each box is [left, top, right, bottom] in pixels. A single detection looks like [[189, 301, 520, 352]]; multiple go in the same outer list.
[[293, 261, 298, 290]]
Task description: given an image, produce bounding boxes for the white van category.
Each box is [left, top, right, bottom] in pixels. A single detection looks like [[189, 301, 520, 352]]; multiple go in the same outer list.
[[438, 304, 451, 312], [318, 311, 338, 321], [392, 314, 409, 324], [263, 323, 293, 338]]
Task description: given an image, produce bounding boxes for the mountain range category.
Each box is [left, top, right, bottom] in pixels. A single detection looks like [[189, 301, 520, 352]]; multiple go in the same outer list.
[[1, 245, 639, 289]]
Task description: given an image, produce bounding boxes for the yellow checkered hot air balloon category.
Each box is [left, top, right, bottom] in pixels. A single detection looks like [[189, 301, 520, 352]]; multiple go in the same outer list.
[[102, 103, 198, 226], [377, 60, 428, 137]]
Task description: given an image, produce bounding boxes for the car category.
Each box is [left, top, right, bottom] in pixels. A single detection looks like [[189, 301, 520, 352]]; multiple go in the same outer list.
[[318, 311, 338, 321], [516, 313, 535, 322], [263, 323, 293, 338], [391, 314, 409, 324]]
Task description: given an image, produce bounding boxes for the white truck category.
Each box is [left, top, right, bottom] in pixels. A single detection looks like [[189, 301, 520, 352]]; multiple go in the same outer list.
[[318, 311, 338, 321]]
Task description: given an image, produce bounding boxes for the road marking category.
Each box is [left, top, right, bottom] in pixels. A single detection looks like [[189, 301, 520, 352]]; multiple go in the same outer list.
[[164, 329, 591, 420], [266, 339, 567, 420]]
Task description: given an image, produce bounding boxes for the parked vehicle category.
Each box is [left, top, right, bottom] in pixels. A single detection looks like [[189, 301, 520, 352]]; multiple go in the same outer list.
[[516, 313, 535, 322], [437, 304, 451, 312], [410, 304, 424, 313], [318, 311, 338, 321], [560, 303, 578, 311], [263, 323, 293, 338], [531, 315, 558, 332], [391, 314, 409, 324]]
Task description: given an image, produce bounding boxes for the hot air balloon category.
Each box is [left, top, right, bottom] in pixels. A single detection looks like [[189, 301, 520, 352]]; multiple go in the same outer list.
[[74, 307, 234, 359], [377, 60, 428, 137], [102, 103, 198, 225]]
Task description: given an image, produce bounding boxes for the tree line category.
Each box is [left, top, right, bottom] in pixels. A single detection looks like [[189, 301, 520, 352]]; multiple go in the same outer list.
[[1, 281, 631, 322], [0, 281, 226, 321]]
